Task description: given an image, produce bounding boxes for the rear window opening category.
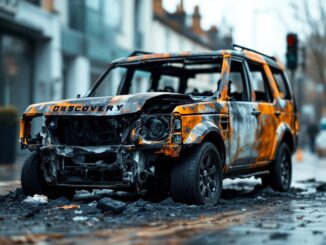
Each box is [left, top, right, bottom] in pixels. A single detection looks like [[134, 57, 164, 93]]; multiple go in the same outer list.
[[247, 62, 274, 103], [270, 67, 291, 100]]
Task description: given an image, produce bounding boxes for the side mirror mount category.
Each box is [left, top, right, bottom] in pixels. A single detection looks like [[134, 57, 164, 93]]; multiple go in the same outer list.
[[76, 94, 81, 98]]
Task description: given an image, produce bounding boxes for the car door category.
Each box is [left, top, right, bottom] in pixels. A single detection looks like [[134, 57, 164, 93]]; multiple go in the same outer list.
[[246, 60, 278, 162], [227, 58, 260, 165]]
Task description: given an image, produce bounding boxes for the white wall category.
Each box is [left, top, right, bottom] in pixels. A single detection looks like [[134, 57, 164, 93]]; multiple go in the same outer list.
[[54, 1, 69, 26], [139, 0, 153, 51], [116, 0, 135, 51], [149, 20, 210, 53], [66, 56, 91, 98]]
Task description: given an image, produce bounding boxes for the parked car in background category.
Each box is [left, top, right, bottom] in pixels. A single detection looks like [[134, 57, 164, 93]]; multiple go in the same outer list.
[[316, 118, 326, 157]]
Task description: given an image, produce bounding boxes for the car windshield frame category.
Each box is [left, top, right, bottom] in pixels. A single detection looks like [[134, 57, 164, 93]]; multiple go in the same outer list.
[[85, 55, 224, 98]]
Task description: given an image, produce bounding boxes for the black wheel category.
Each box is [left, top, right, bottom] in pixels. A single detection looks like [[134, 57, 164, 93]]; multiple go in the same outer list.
[[261, 143, 292, 192], [21, 152, 46, 196], [21, 152, 75, 199], [170, 142, 222, 205]]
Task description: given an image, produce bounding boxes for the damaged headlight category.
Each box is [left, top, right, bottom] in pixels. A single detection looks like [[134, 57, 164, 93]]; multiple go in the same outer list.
[[141, 115, 170, 140], [147, 117, 167, 139]]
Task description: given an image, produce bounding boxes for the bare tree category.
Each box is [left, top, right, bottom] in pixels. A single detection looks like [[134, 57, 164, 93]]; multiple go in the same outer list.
[[292, 0, 326, 87], [291, 0, 326, 118]]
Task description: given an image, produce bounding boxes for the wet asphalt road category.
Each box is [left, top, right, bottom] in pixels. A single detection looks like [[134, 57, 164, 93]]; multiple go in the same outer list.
[[0, 151, 326, 244]]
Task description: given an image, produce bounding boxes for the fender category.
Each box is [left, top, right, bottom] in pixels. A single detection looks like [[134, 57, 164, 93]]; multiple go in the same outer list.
[[184, 120, 224, 145], [270, 122, 293, 159]]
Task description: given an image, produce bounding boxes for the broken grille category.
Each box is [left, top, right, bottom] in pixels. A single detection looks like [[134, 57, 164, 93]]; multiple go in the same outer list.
[[47, 116, 129, 146]]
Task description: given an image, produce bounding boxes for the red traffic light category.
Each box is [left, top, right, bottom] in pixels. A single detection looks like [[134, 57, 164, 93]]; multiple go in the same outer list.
[[286, 33, 299, 70], [287, 34, 297, 47]]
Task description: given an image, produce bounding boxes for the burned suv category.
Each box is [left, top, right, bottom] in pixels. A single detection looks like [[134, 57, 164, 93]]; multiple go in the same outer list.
[[20, 45, 298, 205]]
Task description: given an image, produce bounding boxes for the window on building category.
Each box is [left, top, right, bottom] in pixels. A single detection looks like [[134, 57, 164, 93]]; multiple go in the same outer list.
[[165, 29, 171, 51], [247, 62, 273, 103], [103, 0, 123, 28], [86, 0, 100, 11], [26, 0, 41, 6]]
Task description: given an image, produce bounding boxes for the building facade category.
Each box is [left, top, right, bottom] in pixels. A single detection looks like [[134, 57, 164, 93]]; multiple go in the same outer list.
[[0, 0, 233, 117], [0, 0, 61, 117]]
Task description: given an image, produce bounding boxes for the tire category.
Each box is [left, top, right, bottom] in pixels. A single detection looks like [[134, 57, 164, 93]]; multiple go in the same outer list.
[[170, 142, 222, 205], [261, 143, 292, 192], [21, 152, 46, 196], [21, 152, 75, 199]]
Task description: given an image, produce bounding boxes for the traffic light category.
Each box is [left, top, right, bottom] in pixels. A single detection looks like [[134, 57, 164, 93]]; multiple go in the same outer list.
[[286, 33, 299, 70]]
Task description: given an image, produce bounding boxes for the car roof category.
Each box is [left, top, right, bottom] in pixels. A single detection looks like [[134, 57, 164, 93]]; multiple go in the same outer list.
[[112, 49, 283, 70]]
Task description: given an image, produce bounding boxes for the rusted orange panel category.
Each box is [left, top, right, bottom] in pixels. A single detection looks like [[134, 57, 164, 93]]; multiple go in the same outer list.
[[256, 103, 277, 161], [19, 118, 25, 144], [243, 50, 266, 64], [156, 145, 181, 157]]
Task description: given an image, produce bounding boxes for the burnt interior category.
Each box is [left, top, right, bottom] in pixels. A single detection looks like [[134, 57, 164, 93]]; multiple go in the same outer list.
[[143, 96, 193, 114]]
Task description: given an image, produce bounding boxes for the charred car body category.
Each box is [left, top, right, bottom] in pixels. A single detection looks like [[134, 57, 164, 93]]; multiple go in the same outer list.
[[20, 45, 298, 205]]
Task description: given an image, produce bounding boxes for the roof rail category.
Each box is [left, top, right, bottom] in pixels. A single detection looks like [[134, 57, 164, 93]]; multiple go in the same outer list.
[[233, 44, 276, 61], [128, 50, 154, 57]]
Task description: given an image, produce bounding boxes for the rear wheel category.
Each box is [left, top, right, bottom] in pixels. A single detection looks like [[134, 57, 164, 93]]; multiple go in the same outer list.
[[170, 142, 222, 205], [21, 152, 75, 199], [261, 143, 292, 192]]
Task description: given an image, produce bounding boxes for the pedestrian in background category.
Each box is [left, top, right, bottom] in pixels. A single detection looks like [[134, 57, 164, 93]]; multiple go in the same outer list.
[[307, 122, 318, 153]]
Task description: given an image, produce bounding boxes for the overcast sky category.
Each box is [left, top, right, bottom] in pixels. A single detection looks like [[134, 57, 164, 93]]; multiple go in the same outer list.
[[163, 0, 302, 63]]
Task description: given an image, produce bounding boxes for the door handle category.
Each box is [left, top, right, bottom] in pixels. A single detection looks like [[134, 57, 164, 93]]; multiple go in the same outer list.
[[274, 111, 281, 117], [251, 110, 261, 116]]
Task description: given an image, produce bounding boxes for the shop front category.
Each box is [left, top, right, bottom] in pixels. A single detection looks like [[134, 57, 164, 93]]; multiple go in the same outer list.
[[0, 0, 61, 160]]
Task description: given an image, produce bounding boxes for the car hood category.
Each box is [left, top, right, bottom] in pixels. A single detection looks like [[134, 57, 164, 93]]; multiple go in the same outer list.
[[23, 92, 193, 116]]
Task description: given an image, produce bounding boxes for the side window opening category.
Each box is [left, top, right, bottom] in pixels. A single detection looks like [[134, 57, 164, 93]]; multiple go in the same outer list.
[[271, 67, 291, 100], [228, 60, 249, 102], [247, 61, 273, 103]]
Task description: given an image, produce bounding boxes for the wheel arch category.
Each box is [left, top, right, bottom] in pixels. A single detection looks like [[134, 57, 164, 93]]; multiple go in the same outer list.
[[271, 123, 295, 158], [202, 131, 226, 166], [184, 121, 226, 166]]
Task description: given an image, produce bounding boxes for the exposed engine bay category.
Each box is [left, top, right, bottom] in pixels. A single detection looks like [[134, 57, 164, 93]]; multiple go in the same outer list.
[[21, 94, 193, 191]]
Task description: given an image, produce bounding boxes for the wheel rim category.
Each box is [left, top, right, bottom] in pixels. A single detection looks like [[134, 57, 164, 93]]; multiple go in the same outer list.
[[280, 150, 291, 188], [199, 150, 219, 202]]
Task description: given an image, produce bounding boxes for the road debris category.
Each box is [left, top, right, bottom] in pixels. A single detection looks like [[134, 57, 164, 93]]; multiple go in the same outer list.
[[74, 189, 114, 202], [316, 183, 326, 192], [1, 176, 326, 244], [97, 197, 126, 214], [257, 222, 279, 229], [58, 204, 80, 210], [269, 232, 289, 240], [0, 233, 63, 244], [73, 216, 89, 222], [22, 194, 48, 204]]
